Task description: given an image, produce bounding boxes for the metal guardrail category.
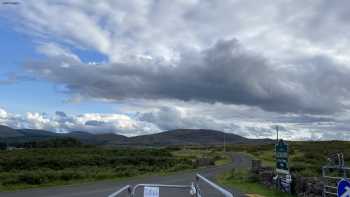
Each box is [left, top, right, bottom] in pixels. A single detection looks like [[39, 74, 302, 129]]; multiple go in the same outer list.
[[108, 173, 233, 197], [195, 174, 233, 197], [322, 165, 350, 196], [108, 185, 132, 197]]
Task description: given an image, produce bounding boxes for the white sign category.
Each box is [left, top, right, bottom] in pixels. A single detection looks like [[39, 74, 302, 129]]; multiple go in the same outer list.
[[144, 186, 159, 197]]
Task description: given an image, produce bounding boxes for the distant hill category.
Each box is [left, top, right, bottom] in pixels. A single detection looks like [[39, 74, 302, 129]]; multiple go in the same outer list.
[[17, 129, 60, 137], [128, 129, 249, 145], [0, 125, 24, 138], [0, 125, 273, 146]]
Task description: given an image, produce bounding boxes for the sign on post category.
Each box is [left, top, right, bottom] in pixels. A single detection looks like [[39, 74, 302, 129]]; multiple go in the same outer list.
[[338, 179, 350, 197], [276, 139, 289, 174], [144, 186, 159, 197]]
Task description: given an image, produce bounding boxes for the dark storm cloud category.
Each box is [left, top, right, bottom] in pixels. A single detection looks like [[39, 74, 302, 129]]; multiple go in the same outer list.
[[278, 0, 350, 45], [25, 39, 350, 115], [277, 115, 335, 124], [85, 120, 106, 126], [55, 111, 67, 117]]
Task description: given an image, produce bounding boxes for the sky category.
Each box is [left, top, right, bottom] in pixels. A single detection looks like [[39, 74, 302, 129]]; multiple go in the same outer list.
[[0, 0, 350, 140]]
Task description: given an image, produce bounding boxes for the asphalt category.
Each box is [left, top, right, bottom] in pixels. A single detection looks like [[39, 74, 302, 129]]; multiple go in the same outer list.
[[0, 153, 252, 197]]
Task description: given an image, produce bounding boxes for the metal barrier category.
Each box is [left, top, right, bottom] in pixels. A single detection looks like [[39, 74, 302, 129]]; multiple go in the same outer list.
[[322, 153, 350, 197], [108, 185, 132, 197], [108, 173, 233, 197], [195, 174, 233, 197], [322, 165, 350, 197]]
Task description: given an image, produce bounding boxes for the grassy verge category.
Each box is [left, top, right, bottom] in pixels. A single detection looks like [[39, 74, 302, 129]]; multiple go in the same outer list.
[[0, 147, 229, 192], [0, 166, 201, 192], [217, 170, 293, 197], [0, 148, 196, 192], [227, 141, 350, 177], [215, 156, 231, 166], [172, 148, 231, 166]]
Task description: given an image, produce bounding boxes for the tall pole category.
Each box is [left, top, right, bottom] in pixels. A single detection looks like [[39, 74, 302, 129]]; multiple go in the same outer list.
[[224, 132, 226, 153], [276, 125, 279, 143]]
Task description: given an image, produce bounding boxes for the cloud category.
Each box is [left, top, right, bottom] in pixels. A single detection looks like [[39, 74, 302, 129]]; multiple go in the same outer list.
[[4, 0, 350, 115], [3, 1, 350, 139], [24, 38, 350, 114], [0, 108, 8, 119], [137, 105, 240, 132], [36, 42, 80, 62], [0, 108, 159, 136], [55, 111, 67, 118], [7, 1, 350, 63], [0, 104, 349, 140]]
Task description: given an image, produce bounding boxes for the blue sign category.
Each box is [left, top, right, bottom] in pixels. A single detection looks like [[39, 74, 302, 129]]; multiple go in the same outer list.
[[338, 179, 350, 197], [276, 139, 289, 174]]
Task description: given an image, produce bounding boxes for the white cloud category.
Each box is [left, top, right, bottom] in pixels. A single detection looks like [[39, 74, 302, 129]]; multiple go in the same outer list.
[[3, 1, 350, 140], [2, 0, 350, 66], [0, 104, 349, 140], [0, 108, 8, 119], [36, 42, 80, 62], [0, 108, 159, 136]]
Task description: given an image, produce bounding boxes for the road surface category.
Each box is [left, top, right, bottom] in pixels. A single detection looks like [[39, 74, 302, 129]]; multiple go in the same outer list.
[[0, 153, 252, 197]]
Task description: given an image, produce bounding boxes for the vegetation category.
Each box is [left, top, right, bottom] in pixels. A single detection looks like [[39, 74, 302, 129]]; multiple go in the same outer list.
[[16, 137, 84, 148], [217, 169, 293, 197], [0, 142, 6, 150], [227, 141, 350, 177], [0, 147, 195, 191], [171, 147, 230, 166], [4, 137, 349, 194]]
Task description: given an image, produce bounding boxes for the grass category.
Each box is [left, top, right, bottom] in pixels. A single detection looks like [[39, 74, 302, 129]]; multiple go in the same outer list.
[[0, 166, 203, 192], [0, 148, 196, 191], [0, 147, 228, 192], [172, 148, 211, 158], [215, 156, 231, 166], [172, 148, 230, 166], [217, 170, 293, 197], [227, 141, 350, 177]]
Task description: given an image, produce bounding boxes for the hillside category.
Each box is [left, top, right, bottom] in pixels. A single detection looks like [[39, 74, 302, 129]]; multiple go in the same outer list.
[[0, 125, 272, 146], [128, 129, 249, 145], [0, 125, 24, 138]]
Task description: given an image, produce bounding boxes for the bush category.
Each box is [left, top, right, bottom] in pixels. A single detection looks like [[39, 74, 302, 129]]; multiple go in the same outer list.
[[0, 147, 194, 188]]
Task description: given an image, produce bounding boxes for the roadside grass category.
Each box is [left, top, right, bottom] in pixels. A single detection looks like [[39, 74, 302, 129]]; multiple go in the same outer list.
[[228, 143, 329, 177], [217, 170, 293, 197], [172, 148, 231, 166], [214, 155, 231, 166], [172, 148, 211, 158], [0, 147, 228, 192], [245, 149, 320, 177], [0, 164, 209, 192], [0, 165, 203, 192], [0, 148, 196, 192]]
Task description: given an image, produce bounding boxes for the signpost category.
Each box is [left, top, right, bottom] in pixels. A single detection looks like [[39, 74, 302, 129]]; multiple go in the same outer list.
[[275, 137, 291, 193], [338, 179, 350, 197], [276, 139, 289, 174]]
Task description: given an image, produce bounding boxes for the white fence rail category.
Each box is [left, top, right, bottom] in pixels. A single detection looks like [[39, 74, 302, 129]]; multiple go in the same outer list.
[[108, 173, 233, 197]]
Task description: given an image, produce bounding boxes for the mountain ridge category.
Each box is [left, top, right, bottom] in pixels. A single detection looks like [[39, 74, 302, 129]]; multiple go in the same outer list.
[[0, 125, 273, 146]]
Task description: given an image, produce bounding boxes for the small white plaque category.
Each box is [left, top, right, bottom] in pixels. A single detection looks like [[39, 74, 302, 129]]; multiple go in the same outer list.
[[144, 186, 159, 197]]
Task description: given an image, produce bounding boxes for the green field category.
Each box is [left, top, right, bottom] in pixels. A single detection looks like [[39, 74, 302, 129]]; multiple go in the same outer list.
[[2, 138, 349, 194], [217, 169, 293, 197], [227, 141, 350, 177], [0, 142, 231, 191], [0, 147, 197, 191], [171, 148, 231, 166]]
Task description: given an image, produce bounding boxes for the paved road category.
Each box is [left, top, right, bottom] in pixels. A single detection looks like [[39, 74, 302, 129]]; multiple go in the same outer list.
[[0, 153, 252, 197]]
